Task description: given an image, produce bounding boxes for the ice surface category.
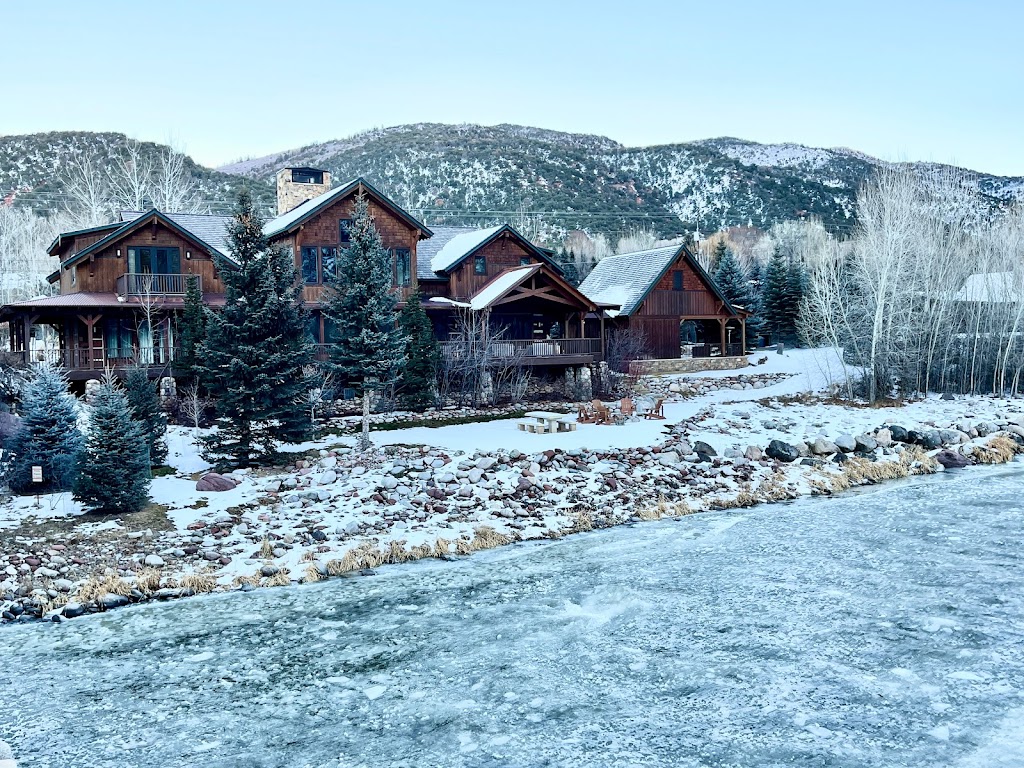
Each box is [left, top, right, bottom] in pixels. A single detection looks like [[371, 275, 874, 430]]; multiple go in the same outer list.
[[2, 464, 1024, 767]]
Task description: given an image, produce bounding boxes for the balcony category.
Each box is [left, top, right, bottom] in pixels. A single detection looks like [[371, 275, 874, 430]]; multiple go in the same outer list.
[[10, 346, 180, 379], [439, 337, 603, 366], [116, 273, 199, 296]]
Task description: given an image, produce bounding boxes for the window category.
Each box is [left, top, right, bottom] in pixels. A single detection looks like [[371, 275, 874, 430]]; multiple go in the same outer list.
[[301, 247, 319, 284], [520, 257, 531, 266], [474, 254, 487, 275], [128, 247, 180, 274], [339, 219, 353, 244], [291, 168, 323, 184], [672, 270, 683, 291], [70, 265, 77, 286], [306, 315, 322, 343], [321, 247, 337, 282], [393, 248, 411, 287]]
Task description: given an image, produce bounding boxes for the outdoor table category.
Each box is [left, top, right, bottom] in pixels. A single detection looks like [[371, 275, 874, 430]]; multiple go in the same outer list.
[[523, 411, 573, 433]]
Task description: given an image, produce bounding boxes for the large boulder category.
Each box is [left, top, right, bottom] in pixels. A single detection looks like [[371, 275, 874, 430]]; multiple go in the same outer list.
[[934, 450, 971, 469], [834, 435, 857, 453], [196, 473, 238, 492], [874, 428, 893, 447], [854, 434, 878, 453], [692, 441, 717, 458], [810, 438, 838, 456], [887, 425, 910, 443], [766, 440, 800, 463]]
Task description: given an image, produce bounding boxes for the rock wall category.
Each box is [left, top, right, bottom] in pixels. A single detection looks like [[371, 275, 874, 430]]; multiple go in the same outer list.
[[631, 356, 750, 376]]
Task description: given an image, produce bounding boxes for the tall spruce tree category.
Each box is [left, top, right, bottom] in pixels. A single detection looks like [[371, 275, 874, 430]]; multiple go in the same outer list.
[[177, 274, 207, 386], [784, 259, 808, 343], [123, 366, 168, 466], [762, 248, 792, 344], [321, 193, 405, 449], [396, 291, 440, 412], [712, 247, 750, 309], [200, 190, 312, 467], [74, 375, 151, 513], [3, 365, 82, 494]]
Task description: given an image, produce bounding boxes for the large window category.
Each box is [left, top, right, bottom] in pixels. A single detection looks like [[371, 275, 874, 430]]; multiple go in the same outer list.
[[393, 248, 411, 287], [474, 254, 487, 275], [302, 246, 338, 284], [129, 247, 180, 274]]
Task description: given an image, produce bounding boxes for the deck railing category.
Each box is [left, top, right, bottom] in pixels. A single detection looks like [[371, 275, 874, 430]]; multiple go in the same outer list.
[[439, 337, 602, 361], [116, 273, 198, 296], [11, 347, 180, 371]]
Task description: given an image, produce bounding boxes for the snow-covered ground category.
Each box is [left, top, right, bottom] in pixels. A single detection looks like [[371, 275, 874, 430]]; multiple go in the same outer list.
[[3, 462, 1023, 767]]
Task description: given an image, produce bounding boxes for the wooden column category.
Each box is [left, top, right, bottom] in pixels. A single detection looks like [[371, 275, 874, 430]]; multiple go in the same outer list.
[[718, 318, 727, 356], [78, 314, 101, 370], [740, 318, 747, 355], [599, 314, 606, 360]]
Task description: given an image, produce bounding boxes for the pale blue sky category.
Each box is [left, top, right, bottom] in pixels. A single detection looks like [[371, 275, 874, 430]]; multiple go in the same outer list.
[[4, 0, 1022, 175]]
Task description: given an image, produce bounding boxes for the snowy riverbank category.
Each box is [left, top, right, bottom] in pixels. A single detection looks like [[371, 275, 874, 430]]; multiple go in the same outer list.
[[2, 348, 1024, 624]]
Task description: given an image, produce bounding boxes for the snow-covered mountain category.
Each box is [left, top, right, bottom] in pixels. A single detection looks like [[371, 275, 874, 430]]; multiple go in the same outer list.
[[2, 125, 1021, 242]]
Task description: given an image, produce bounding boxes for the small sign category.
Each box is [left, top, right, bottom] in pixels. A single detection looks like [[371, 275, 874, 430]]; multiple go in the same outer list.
[[31, 465, 42, 484]]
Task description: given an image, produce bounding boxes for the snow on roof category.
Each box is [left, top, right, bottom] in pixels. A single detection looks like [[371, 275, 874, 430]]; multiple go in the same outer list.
[[952, 272, 1024, 303], [468, 265, 539, 310], [578, 244, 681, 316], [262, 185, 352, 238], [429, 225, 503, 274]]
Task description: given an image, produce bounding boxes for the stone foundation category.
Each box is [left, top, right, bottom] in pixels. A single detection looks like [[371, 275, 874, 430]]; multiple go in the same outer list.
[[630, 356, 750, 376]]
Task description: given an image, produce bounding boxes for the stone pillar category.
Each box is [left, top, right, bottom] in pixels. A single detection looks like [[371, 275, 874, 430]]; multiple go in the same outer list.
[[159, 376, 177, 402]]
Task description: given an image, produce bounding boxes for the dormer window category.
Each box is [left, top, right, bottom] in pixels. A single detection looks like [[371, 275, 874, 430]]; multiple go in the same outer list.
[[292, 168, 324, 184], [672, 270, 683, 291], [520, 257, 531, 266], [393, 248, 411, 287], [474, 255, 487, 275], [339, 219, 352, 244]]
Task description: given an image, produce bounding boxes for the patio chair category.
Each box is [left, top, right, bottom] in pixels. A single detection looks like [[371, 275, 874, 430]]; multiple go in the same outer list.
[[643, 397, 666, 420], [591, 400, 612, 425], [620, 397, 636, 419], [576, 403, 596, 423]]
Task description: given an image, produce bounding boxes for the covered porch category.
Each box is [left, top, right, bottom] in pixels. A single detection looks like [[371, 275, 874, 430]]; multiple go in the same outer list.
[[1, 294, 184, 380], [429, 264, 614, 366]]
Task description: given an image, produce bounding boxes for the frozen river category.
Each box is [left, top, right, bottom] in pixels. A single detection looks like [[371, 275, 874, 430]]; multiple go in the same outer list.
[[3, 463, 1024, 767]]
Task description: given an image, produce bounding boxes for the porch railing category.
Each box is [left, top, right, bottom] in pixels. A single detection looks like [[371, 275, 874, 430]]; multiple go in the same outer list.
[[689, 343, 746, 358], [439, 337, 602, 361], [11, 347, 181, 371], [116, 273, 198, 296]]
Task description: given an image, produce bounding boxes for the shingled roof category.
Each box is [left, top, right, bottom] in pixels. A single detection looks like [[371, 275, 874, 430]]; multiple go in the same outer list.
[[121, 210, 233, 256], [579, 243, 736, 317]]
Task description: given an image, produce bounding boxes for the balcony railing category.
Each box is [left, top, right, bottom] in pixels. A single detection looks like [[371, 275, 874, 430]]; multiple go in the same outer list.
[[11, 347, 180, 371], [439, 337, 603, 362], [116, 273, 198, 296]]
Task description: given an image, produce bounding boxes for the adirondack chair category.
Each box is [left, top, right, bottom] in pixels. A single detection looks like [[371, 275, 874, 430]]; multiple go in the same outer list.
[[620, 397, 636, 419], [577, 403, 596, 423], [591, 399, 611, 425], [644, 397, 666, 420]]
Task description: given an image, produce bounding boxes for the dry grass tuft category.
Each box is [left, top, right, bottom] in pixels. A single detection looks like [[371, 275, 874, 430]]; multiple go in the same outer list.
[[637, 494, 694, 520], [259, 538, 274, 559], [573, 509, 594, 532], [455, 537, 474, 556], [432, 538, 451, 558], [180, 573, 218, 594], [708, 484, 760, 510], [232, 573, 261, 588], [303, 565, 324, 583], [811, 449, 940, 495], [264, 568, 292, 587], [77, 573, 132, 603], [301, 549, 319, 562], [135, 568, 164, 594], [385, 540, 411, 565], [972, 435, 1020, 464], [757, 473, 793, 502], [471, 526, 511, 551], [409, 543, 434, 560]]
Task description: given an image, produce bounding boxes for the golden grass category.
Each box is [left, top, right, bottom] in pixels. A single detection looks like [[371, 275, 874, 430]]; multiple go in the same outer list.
[[264, 568, 292, 587], [135, 568, 164, 594], [810, 447, 939, 495], [77, 574, 132, 603], [259, 538, 274, 558], [972, 435, 1021, 464], [301, 550, 319, 562], [302, 564, 325, 583], [231, 573, 261, 588], [385, 540, 411, 565], [573, 509, 594, 532], [455, 537, 474, 556], [637, 495, 694, 520], [470, 526, 511, 551], [432, 537, 451, 558], [180, 573, 217, 594]]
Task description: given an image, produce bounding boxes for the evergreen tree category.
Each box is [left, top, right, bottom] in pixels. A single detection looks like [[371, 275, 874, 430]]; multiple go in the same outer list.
[[711, 238, 729, 271], [762, 248, 792, 343], [712, 247, 750, 309], [396, 291, 440, 412], [74, 375, 150, 514], [177, 274, 207, 385], [200, 190, 312, 467], [3, 365, 82, 494], [785, 259, 808, 343], [322, 193, 405, 449], [123, 366, 168, 466]]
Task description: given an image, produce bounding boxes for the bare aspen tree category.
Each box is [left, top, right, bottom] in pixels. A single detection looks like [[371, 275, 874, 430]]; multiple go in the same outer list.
[[107, 138, 154, 211]]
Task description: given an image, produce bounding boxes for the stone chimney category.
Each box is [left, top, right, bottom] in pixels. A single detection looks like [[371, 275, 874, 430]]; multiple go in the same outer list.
[[276, 167, 331, 214]]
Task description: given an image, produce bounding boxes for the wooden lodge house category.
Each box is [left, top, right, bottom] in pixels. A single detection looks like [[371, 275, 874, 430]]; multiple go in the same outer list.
[[1, 167, 747, 385]]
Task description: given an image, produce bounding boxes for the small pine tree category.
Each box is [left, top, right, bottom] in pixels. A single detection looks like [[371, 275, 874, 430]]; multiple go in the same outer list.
[[396, 291, 440, 412], [123, 366, 168, 466], [178, 274, 207, 386], [74, 375, 151, 514], [711, 238, 729, 271], [321, 193, 405, 448], [200, 190, 313, 467], [712, 247, 750, 309], [3, 365, 82, 494]]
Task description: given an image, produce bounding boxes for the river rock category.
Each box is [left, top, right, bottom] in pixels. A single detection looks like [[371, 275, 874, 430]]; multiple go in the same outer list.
[[834, 435, 857, 453], [144, 554, 165, 567], [657, 451, 680, 466], [810, 438, 838, 456], [62, 602, 85, 618], [196, 473, 238, 492], [766, 440, 800, 462], [854, 434, 878, 452], [874, 428, 893, 447], [53, 579, 74, 593], [935, 450, 971, 469], [692, 441, 716, 457], [744, 445, 763, 461], [887, 425, 909, 443]]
